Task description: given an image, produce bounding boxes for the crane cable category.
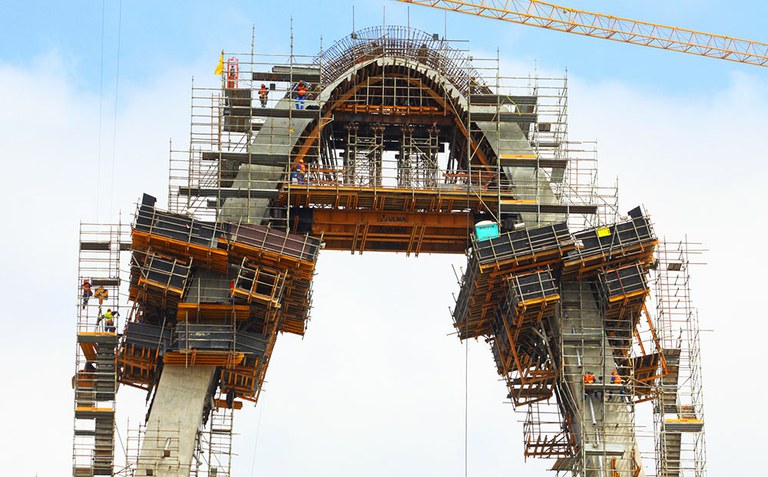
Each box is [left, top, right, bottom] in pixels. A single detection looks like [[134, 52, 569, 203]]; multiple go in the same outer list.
[[249, 393, 266, 476], [95, 0, 128, 463], [109, 0, 123, 218], [95, 0, 106, 222], [95, 0, 123, 221]]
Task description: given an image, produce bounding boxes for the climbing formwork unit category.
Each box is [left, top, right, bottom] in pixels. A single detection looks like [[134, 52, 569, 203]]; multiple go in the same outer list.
[[115, 193, 320, 476], [453, 208, 665, 475], [72, 222, 130, 477], [653, 241, 707, 477]]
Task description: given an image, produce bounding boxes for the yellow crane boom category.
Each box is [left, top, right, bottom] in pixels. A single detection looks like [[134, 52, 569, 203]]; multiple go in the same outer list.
[[396, 0, 768, 67]]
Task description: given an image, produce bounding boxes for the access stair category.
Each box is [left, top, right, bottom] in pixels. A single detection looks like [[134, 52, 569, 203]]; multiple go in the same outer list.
[[73, 222, 127, 477], [73, 333, 117, 477]]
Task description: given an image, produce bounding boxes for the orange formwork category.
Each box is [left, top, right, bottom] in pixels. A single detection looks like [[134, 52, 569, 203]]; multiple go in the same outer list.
[[176, 303, 252, 322], [307, 208, 474, 255], [131, 230, 229, 274], [163, 350, 245, 368], [280, 182, 505, 216], [117, 343, 162, 390]]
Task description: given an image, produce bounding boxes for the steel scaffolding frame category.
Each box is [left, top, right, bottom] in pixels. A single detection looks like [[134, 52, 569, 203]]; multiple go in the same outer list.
[[652, 240, 707, 477]]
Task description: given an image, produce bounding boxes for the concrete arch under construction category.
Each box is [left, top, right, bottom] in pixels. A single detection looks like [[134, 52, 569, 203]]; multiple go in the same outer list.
[[72, 25, 706, 477]]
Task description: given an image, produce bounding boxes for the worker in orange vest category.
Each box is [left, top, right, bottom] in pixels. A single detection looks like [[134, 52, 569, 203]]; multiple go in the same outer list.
[[295, 79, 307, 109], [94, 285, 108, 308], [226, 62, 238, 89], [583, 371, 595, 384], [259, 84, 268, 107], [291, 158, 307, 184], [82, 279, 93, 309], [610, 369, 623, 384]]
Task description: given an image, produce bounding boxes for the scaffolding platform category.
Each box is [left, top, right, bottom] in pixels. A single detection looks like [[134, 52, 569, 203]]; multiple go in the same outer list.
[[454, 223, 573, 339], [163, 350, 245, 368], [232, 259, 287, 307], [474, 222, 574, 273], [135, 252, 192, 297], [583, 443, 625, 457], [133, 200, 230, 273], [664, 418, 704, 432], [562, 213, 657, 278], [176, 303, 252, 321]]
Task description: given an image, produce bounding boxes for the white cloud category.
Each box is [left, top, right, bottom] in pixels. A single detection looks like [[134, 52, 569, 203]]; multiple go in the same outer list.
[[0, 52, 193, 476]]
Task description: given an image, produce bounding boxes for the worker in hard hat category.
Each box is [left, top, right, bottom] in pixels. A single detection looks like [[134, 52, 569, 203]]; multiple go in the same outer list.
[[99, 308, 116, 333], [291, 158, 307, 184], [295, 79, 307, 109], [583, 371, 600, 398], [226, 61, 238, 89], [94, 285, 108, 308], [610, 369, 623, 384], [259, 84, 268, 107], [82, 279, 93, 309]]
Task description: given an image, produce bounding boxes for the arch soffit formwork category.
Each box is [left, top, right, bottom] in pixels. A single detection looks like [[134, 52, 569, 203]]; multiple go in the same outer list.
[[293, 56, 493, 168]]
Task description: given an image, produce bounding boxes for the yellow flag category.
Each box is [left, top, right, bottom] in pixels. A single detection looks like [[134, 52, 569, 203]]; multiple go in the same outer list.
[[214, 50, 224, 75]]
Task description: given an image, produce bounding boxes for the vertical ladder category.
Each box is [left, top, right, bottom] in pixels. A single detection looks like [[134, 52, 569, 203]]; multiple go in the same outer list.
[[72, 222, 129, 477]]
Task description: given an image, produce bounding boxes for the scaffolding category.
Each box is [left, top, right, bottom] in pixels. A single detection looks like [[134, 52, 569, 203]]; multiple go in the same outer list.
[[652, 240, 707, 477], [123, 396, 235, 477], [167, 25, 612, 259], [111, 191, 320, 474], [450, 207, 662, 475], [79, 23, 708, 476], [72, 222, 130, 477]]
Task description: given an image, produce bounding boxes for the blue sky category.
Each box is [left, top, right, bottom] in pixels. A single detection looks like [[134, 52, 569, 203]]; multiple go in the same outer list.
[[1, 1, 766, 476], [5, 1, 768, 94]]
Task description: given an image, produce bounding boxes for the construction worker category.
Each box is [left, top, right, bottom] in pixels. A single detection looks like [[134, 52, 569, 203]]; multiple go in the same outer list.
[[583, 371, 601, 398], [295, 79, 307, 109], [226, 388, 236, 408], [259, 84, 268, 107], [82, 279, 93, 309], [583, 371, 595, 385], [94, 285, 108, 308], [610, 369, 623, 385], [226, 61, 238, 89], [100, 308, 115, 333], [291, 158, 306, 184]]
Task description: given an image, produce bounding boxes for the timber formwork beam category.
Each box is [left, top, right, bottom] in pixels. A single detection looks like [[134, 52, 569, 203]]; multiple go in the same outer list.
[[302, 208, 475, 255], [280, 184, 507, 213], [333, 111, 454, 126]]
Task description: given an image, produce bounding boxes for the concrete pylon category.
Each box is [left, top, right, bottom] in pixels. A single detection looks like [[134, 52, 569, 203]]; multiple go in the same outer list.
[[560, 281, 646, 477], [137, 366, 216, 476]]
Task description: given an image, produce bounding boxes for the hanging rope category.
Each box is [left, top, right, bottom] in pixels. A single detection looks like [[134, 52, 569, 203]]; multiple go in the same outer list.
[[95, 0, 106, 221], [109, 0, 123, 217], [249, 392, 266, 476]]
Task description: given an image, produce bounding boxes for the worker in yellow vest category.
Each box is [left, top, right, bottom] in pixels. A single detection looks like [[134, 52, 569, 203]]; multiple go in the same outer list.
[[100, 309, 116, 333]]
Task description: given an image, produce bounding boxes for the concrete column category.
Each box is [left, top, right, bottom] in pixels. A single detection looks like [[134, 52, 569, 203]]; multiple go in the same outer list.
[[137, 366, 216, 477], [560, 281, 646, 477]]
